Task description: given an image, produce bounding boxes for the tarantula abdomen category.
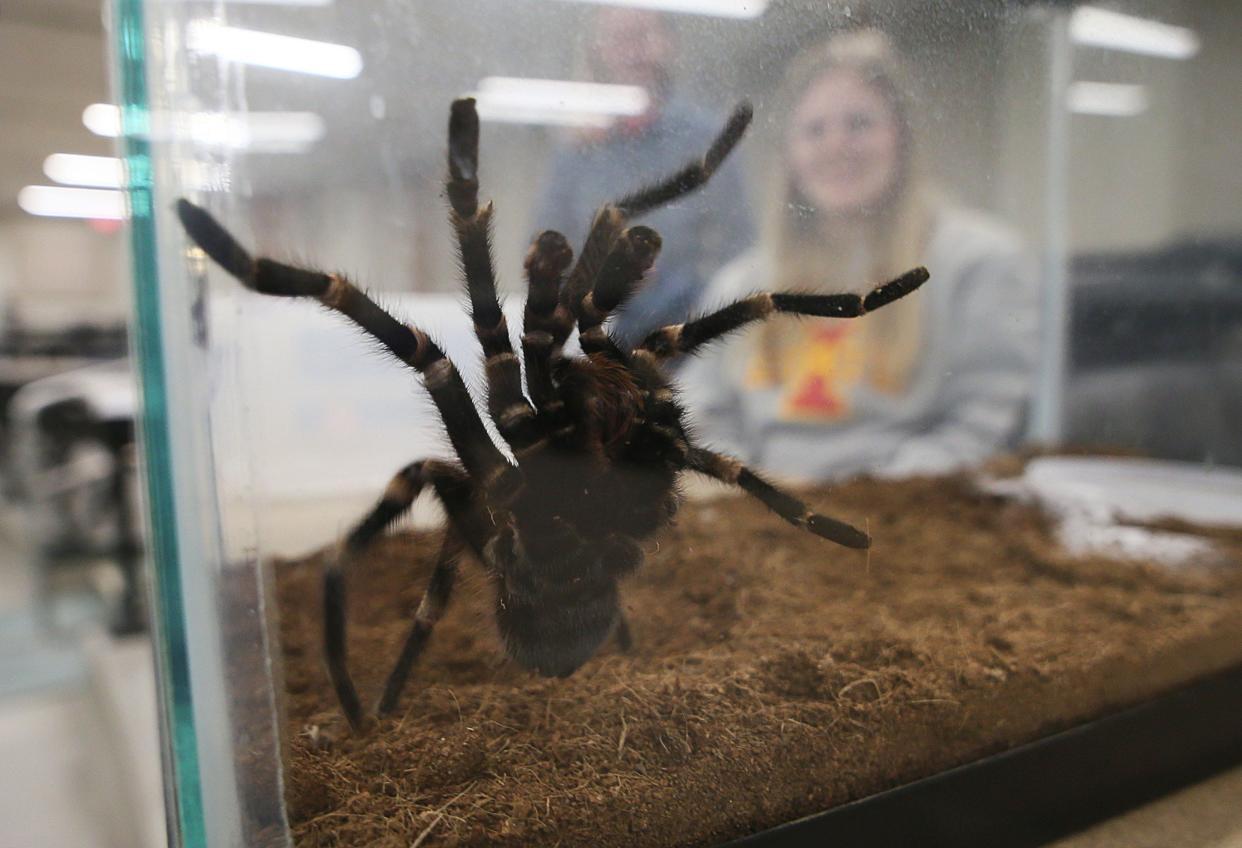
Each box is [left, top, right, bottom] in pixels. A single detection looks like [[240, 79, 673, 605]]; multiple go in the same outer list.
[[489, 520, 641, 679], [498, 585, 624, 679]]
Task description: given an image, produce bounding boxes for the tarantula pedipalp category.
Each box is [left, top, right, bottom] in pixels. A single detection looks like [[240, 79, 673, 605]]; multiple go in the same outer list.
[[176, 98, 929, 733]]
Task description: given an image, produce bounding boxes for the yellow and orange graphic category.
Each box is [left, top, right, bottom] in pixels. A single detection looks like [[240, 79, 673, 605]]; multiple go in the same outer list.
[[747, 321, 866, 421]]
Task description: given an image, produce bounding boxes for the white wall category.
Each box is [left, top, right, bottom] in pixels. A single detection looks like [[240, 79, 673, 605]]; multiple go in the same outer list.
[[996, 1, 1239, 255], [0, 218, 128, 333], [1174, 2, 1242, 239]]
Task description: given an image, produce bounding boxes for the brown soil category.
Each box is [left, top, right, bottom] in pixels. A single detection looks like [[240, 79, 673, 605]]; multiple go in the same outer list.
[[273, 472, 1242, 847]]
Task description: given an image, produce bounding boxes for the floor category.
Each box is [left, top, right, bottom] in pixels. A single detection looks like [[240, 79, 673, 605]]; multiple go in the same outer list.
[[0, 509, 164, 848], [0, 691, 107, 848], [1053, 766, 1242, 848]]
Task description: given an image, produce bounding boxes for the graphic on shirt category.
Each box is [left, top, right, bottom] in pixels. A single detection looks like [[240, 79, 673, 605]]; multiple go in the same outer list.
[[747, 321, 866, 421]]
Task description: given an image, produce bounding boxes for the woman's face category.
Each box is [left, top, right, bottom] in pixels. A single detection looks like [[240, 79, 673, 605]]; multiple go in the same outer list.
[[786, 69, 902, 217]]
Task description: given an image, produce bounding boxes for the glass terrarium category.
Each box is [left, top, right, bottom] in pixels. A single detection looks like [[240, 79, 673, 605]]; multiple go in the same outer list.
[[113, 0, 1242, 845]]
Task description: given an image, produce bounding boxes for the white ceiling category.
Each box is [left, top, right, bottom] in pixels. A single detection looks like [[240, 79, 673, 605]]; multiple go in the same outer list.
[[0, 0, 112, 220]]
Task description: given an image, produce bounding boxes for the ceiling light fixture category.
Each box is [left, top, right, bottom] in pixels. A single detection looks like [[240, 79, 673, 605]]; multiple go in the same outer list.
[[82, 104, 326, 152], [18, 186, 127, 220], [472, 77, 648, 127], [82, 103, 126, 137], [185, 21, 363, 78], [209, 0, 333, 5], [549, 0, 766, 19], [1070, 7, 1199, 60], [43, 154, 126, 189], [1067, 81, 1149, 116]]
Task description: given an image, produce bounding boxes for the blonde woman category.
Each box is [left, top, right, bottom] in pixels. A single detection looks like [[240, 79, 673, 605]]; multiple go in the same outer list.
[[681, 30, 1039, 481]]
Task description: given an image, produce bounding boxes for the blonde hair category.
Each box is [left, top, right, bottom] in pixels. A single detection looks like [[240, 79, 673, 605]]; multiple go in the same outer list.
[[756, 30, 933, 392]]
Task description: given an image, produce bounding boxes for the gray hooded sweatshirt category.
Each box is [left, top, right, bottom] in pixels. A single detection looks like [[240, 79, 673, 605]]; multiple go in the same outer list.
[[677, 205, 1041, 482]]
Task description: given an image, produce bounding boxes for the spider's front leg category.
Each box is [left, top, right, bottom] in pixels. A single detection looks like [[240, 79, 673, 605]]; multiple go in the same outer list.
[[509, 102, 754, 394], [375, 534, 463, 717], [520, 229, 574, 414], [561, 102, 753, 307], [559, 101, 753, 354], [638, 266, 931, 360], [446, 98, 541, 450], [175, 200, 514, 489], [613, 101, 754, 219], [574, 225, 662, 360], [682, 446, 871, 549], [324, 459, 474, 732]]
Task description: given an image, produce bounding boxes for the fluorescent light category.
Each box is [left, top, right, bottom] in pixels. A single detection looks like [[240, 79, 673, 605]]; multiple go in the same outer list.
[[174, 111, 326, 152], [18, 186, 127, 220], [473, 77, 649, 127], [165, 0, 331, 3], [83, 103, 123, 137], [188, 0, 332, 4], [550, 0, 767, 19], [82, 103, 325, 152], [185, 21, 363, 79], [44, 154, 126, 189], [1070, 7, 1199, 60], [474, 103, 616, 128], [1068, 81, 1149, 116]]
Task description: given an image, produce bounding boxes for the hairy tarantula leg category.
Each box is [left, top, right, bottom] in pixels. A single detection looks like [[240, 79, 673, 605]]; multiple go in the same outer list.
[[577, 226, 662, 330], [521, 230, 575, 411], [577, 226, 664, 360], [325, 463, 429, 732], [446, 98, 481, 219], [446, 99, 539, 447], [561, 205, 625, 317], [684, 446, 871, 549], [446, 98, 505, 354], [561, 102, 751, 313], [176, 199, 514, 484], [615, 101, 753, 219], [638, 266, 931, 360], [324, 460, 472, 732], [377, 534, 463, 716]]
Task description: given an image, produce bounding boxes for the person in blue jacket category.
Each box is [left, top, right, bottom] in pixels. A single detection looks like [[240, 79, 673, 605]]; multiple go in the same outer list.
[[532, 8, 754, 348]]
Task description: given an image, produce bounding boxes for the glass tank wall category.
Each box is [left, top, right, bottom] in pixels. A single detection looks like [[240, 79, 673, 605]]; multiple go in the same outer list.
[[115, 0, 1242, 845]]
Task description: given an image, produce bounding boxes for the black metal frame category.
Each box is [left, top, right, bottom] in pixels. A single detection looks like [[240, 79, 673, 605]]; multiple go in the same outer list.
[[727, 662, 1242, 847]]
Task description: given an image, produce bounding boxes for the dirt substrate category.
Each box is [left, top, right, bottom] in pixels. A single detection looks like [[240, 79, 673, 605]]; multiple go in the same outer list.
[[273, 472, 1242, 847]]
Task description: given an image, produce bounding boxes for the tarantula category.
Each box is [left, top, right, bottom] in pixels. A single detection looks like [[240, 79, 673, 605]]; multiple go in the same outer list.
[[176, 98, 929, 732]]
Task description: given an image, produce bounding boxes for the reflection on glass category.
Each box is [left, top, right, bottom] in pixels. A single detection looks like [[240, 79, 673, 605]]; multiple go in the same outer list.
[[184, 21, 363, 78], [1070, 6, 1200, 59], [83, 104, 325, 152], [1067, 81, 1149, 116], [17, 185, 128, 219], [43, 153, 127, 188], [550, 0, 768, 20], [473, 77, 649, 127]]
